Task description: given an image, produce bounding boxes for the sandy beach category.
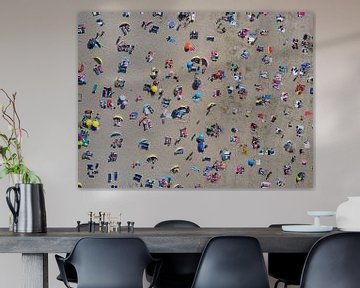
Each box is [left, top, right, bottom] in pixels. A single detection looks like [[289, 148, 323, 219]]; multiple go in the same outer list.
[[78, 11, 314, 189]]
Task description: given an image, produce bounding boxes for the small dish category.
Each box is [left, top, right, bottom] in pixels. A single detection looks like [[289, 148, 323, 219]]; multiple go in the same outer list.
[[282, 225, 333, 233], [282, 210, 336, 232]]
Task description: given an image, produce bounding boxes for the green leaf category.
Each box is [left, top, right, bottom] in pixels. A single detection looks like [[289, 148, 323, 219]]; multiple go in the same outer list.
[[28, 171, 40, 184], [1, 146, 8, 158], [10, 153, 18, 161], [18, 164, 41, 184], [0, 168, 9, 179], [0, 133, 8, 141], [21, 128, 29, 137], [11, 165, 19, 174]]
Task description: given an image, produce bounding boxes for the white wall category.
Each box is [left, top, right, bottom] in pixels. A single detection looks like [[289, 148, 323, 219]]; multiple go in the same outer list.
[[0, 0, 360, 287]]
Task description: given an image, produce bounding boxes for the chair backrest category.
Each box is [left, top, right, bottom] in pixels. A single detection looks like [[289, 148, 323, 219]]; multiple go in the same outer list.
[[67, 237, 153, 288], [300, 232, 360, 288], [151, 220, 201, 285], [155, 220, 200, 228], [191, 236, 270, 288]]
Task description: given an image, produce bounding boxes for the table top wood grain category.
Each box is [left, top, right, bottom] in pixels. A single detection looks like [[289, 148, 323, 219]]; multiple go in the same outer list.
[[0, 227, 340, 253]]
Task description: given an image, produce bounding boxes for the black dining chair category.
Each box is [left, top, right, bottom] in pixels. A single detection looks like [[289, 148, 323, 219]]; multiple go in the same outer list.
[[268, 224, 308, 288], [146, 220, 201, 288], [56, 262, 77, 284], [300, 232, 360, 288], [56, 223, 99, 284], [191, 236, 270, 288], [55, 237, 160, 288]]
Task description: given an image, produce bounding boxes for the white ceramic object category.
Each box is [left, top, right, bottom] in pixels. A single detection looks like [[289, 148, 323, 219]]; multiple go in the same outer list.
[[282, 225, 333, 233], [336, 197, 360, 231], [282, 210, 335, 233], [307, 211, 336, 227], [307, 211, 336, 217]]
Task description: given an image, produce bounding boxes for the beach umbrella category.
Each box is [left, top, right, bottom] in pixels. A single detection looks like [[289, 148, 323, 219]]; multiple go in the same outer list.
[[177, 106, 190, 115], [187, 61, 193, 68], [146, 154, 158, 164], [207, 102, 216, 109], [174, 147, 184, 154], [113, 115, 123, 121], [139, 138, 149, 144], [194, 91, 202, 99], [93, 57, 103, 65], [179, 105, 189, 110], [138, 138, 150, 150], [191, 56, 201, 64], [151, 85, 158, 93], [84, 119, 92, 128], [91, 120, 100, 130], [197, 133, 205, 142], [119, 22, 130, 28], [110, 132, 122, 138], [184, 41, 194, 52], [138, 115, 147, 126], [201, 57, 209, 67], [170, 165, 180, 173]]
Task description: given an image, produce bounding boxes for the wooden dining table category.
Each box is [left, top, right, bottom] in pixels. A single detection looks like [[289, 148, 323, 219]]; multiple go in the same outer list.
[[0, 227, 339, 288]]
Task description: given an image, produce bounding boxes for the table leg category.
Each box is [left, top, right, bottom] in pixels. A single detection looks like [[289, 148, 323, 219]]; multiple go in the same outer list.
[[22, 253, 48, 288]]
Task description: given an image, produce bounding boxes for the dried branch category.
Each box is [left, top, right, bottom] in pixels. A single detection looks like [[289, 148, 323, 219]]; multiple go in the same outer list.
[[0, 89, 36, 182]]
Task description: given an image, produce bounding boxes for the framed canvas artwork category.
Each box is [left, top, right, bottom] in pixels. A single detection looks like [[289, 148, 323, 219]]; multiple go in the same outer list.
[[78, 11, 314, 189]]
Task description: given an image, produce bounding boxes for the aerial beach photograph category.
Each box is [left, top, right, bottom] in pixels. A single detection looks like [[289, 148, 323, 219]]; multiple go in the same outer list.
[[78, 11, 314, 189]]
